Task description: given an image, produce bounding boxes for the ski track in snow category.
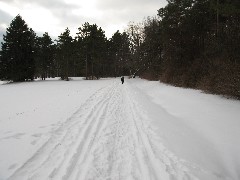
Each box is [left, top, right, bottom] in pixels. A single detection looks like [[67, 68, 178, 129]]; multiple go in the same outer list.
[[8, 80, 199, 180]]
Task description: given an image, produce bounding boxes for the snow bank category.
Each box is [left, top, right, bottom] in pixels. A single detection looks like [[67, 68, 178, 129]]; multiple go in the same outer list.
[[130, 78, 240, 180]]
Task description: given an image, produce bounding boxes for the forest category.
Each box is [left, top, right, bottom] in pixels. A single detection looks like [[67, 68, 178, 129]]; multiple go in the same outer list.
[[0, 0, 239, 99]]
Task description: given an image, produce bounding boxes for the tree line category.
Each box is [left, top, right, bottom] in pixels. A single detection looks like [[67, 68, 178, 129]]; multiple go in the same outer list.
[[0, 0, 239, 99], [133, 0, 240, 99], [159, 0, 240, 99], [0, 15, 132, 81]]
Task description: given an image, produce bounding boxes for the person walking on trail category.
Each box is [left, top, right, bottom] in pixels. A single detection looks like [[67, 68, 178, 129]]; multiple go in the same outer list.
[[121, 76, 124, 84]]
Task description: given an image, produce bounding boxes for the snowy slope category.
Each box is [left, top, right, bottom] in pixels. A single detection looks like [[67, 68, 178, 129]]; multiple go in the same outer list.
[[0, 78, 111, 179], [0, 78, 240, 180], [131, 79, 240, 180]]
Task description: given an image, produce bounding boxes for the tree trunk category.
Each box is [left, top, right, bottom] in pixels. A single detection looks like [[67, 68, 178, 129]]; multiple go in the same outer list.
[[85, 55, 88, 80]]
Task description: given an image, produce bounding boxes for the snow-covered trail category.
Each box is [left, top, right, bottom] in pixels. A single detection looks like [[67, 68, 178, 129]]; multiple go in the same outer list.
[[8, 80, 198, 180]]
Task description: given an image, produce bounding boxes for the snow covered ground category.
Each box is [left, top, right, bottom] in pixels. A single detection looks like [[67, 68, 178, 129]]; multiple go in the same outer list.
[[0, 77, 240, 180]]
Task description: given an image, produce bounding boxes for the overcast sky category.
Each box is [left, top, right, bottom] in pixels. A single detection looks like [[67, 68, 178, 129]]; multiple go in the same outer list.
[[0, 0, 167, 41]]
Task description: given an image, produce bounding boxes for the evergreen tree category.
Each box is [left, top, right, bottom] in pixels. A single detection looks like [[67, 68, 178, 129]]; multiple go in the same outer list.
[[110, 31, 122, 77], [36, 32, 54, 80], [57, 28, 73, 81], [154, 0, 240, 97], [77, 23, 107, 79], [0, 15, 35, 81], [0, 50, 3, 79], [141, 17, 163, 79], [110, 31, 131, 76]]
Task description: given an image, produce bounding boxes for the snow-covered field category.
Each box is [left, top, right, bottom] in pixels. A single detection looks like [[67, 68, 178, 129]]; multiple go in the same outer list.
[[0, 77, 239, 180]]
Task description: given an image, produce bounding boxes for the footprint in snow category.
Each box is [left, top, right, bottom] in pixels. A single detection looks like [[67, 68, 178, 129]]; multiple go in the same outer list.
[[39, 126, 46, 129], [32, 133, 42, 138], [31, 140, 37, 145], [4, 131, 12, 134], [8, 163, 18, 170], [2, 133, 25, 140]]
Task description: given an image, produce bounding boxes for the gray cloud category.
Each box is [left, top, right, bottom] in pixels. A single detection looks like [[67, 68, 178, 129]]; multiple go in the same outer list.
[[96, 0, 165, 11], [0, 0, 78, 10], [0, 29, 5, 48], [33, 0, 77, 10], [0, 0, 167, 38], [0, 9, 13, 23], [95, 0, 167, 36], [0, 9, 13, 45]]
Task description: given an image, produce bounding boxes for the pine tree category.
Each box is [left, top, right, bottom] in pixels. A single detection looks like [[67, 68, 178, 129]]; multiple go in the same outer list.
[[77, 23, 107, 79], [36, 32, 54, 80], [57, 28, 73, 81], [0, 50, 3, 79], [110, 31, 131, 76], [141, 17, 163, 80], [0, 15, 35, 81]]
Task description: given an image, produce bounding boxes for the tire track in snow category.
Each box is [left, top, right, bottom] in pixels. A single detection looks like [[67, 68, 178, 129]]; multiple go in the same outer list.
[[8, 79, 199, 180], [8, 81, 117, 180], [124, 83, 199, 180], [62, 82, 119, 180]]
